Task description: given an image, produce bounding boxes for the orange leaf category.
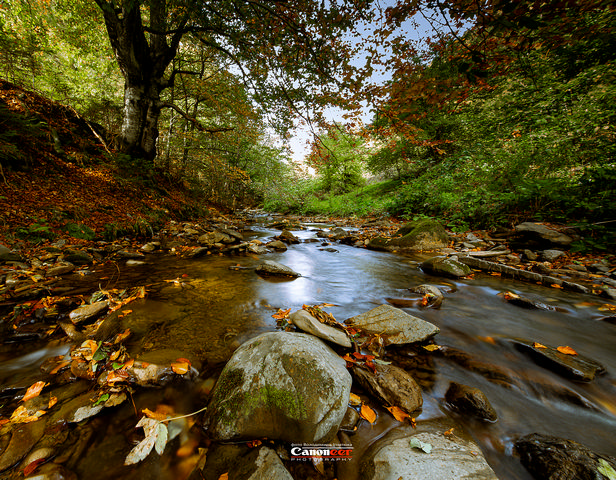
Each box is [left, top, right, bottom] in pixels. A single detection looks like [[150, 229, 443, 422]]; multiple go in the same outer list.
[[218, 474, 229, 480], [557, 346, 577, 355], [360, 404, 376, 424], [478, 336, 496, 345], [142, 408, 170, 422], [114, 328, 131, 344], [272, 308, 291, 320], [123, 358, 135, 369], [21, 381, 47, 403], [551, 284, 563, 289], [48, 396, 58, 409], [533, 342, 547, 349], [386, 406, 410, 422], [106, 370, 129, 384], [443, 427, 455, 436], [49, 360, 71, 375], [349, 393, 362, 406], [171, 361, 190, 375], [342, 353, 356, 363], [422, 344, 441, 351], [23, 458, 47, 476]]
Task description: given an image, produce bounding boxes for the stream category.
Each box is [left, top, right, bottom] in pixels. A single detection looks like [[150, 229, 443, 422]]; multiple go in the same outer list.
[[2, 218, 616, 479]]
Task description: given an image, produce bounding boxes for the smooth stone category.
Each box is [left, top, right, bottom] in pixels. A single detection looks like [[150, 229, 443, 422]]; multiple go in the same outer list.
[[266, 240, 287, 251], [289, 309, 352, 347], [360, 419, 498, 480], [445, 382, 497, 422], [344, 305, 439, 346], [255, 260, 300, 278], [68, 301, 109, 325], [0, 420, 46, 472], [45, 262, 75, 277], [514, 222, 574, 247], [541, 249, 565, 262], [421, 255, 471, 278]]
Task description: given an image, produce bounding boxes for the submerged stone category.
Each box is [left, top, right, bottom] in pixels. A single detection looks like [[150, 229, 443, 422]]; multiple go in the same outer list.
[[421, 255, 471, 278], [255, 260, 300, 278]]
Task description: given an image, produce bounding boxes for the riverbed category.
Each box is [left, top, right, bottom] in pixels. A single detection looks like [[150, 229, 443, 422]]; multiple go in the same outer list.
[[2, 218, 615, 479]]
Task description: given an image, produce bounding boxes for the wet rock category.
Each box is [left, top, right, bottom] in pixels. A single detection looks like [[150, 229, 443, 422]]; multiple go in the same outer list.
[[524, 249, 539, 261], [68, 301, 108, 325], [360, 419, 498, 480], [26, 462, 77, 479], [340, 406, 361, 432], [515, 433, 616, 480], [247, 243, 268, 254], [329, 227, 348, 240], [123, 359, 197, 386], [266, 240, 287, 251], [0, 420, 46, 472], [0, 244, 23, 263], [199, 231, 233, 246], [206, 332, 352, 443], [187, 247, 210, 258], [140, 242, 159, 253], [409, 284, 444, 308], [513, 222, 574, 248], [289, 309, 352, 347], [444, 382, 497, 422], [45, 262, 75, 277], [345, 305, 440, 346], [232, 446, 294, 480], [277, 229, 300, 244], [599, 315, 616, 325], [512, 339, 606, 382], [255, 260, 300, 278], [501, 291, 552, 310], [351, 363, 423, 415], [465, 249, 511, 258], [421, 255, 471, 278], [367, 219, 450, 252], [116, 250, 145, 259], [541, 249, 565, 262], [440, 346, 521, 388], [62, 250, 93, 265]]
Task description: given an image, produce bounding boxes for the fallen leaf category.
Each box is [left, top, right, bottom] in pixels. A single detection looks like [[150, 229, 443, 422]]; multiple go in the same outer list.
[[422, 344, 441, 352], [409, 437, 432, 453], [124, 417, 168, 465], [48, 396, 58, 409], [218, 474, 229, 480], [271, 308, 291, 320], [360, 404, 376, 424], [443, 427, 455, 436], [598, 458, 616, 480], [551, 284, 563, 289], [533, 342, 547, 349], [349, 393, 362, 406], [49, 360, 71, 375], [557, 345, 578, 355], [171, 360, 190, 375], [23, 458, 47, 476], [21, 381, 48, 402], [143, 408, 171, 422], [114, 328, 131, 344], [10, 405, 45, 423], [386, 406, 411, 422], [478, 336, 496, 345]]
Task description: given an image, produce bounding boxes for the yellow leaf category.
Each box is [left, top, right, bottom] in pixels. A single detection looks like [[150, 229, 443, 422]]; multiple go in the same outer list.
[[557, 345, 577, 355], [142, 408, 170, 422], [360, 404, 376, 424], [48, 396, 58, 409], [422, 344, 441, 352], [533, 342, 547, 349], [386, 406, 410, 422], [349, 393, 362, 406], [21, 381, 47, 403], [443, 427, 455, 436]]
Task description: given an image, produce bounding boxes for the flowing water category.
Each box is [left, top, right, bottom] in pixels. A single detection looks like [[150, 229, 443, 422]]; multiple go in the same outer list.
[[1, 219, 615, 479]]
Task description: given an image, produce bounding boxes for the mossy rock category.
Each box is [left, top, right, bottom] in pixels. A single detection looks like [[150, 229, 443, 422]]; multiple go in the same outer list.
[[390, 219, 450, 251]]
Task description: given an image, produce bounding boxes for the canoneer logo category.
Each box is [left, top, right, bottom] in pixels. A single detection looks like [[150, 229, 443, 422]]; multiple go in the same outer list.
[[290, 444, 353, 461]]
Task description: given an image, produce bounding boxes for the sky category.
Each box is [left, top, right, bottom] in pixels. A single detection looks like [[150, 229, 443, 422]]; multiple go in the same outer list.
[[286, 0, 440, 163]]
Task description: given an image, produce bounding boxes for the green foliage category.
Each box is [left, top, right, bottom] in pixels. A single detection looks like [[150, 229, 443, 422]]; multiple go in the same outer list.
[[16, 218, 55, 243], [63, 222, 95, 240]]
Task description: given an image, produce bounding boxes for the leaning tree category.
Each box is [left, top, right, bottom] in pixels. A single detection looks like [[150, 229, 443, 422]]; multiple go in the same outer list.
[[92, 0, 374, 161]]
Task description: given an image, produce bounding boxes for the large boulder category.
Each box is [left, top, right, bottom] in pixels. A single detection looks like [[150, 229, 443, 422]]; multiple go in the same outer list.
[[255, 260, 300, 278], [206, 332, 352, 443], [512, 222, 574, 249], [345, 305, 439, 346], [515, 433, 616, 480], [289, 309, 352, 347], [444, 382, 497, 422], [359, 419, 498, 480], [367, 219, 450, 252]]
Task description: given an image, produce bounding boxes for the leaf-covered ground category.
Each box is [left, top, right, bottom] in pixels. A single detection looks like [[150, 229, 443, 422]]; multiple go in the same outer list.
[[0, 79, 218, 251]]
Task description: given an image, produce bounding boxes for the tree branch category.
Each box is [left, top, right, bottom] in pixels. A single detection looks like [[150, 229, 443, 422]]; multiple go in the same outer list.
[[159, 102, 235, 134]]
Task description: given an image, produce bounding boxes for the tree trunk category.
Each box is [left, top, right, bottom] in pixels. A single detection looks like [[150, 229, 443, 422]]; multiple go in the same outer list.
[[120, 80, 162, 160]]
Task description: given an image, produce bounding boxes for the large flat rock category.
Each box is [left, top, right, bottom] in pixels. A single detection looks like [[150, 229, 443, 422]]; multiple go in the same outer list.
[[345, 305, 439, 346]]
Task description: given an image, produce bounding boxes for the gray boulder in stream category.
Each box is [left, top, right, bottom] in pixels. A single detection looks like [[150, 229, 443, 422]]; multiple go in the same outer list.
[[205, 332, 352, 443], [358, 419, 498, 480], [367, 218, 450, 252], [422, 255, 471, 278], [345, 305, 439, 346], [255, 260, 300, 278]]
